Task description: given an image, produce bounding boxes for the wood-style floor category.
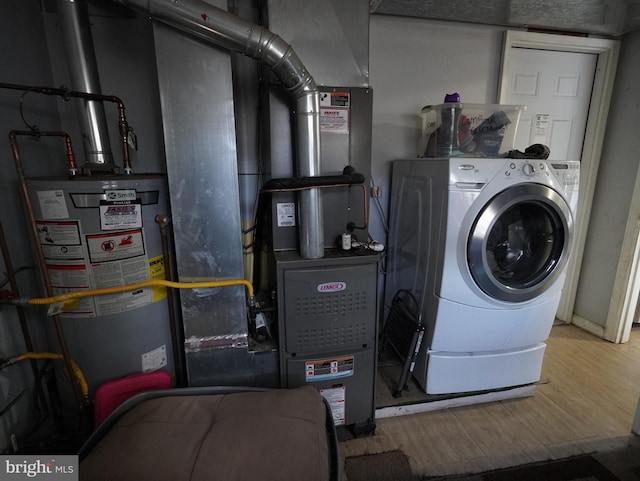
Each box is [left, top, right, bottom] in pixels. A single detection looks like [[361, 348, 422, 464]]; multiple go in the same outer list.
[[339, 323, 640, 478]]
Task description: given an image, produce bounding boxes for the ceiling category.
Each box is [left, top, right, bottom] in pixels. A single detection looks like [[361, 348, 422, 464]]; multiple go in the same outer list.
[[369, 0, 640, 37]]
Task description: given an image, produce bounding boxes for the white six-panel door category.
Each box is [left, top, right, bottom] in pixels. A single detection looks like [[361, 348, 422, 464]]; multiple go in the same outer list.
[[499, 31, 619, 333], [501, 47, 597, 161]]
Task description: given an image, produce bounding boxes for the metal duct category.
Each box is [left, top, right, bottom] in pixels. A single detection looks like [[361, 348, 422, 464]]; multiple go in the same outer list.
[[56, 0, 116, 170], [114, 0, 324, 259]]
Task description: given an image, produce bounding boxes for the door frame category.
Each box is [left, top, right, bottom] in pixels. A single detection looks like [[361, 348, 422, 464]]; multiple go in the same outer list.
[[498, 30, 620, 337]]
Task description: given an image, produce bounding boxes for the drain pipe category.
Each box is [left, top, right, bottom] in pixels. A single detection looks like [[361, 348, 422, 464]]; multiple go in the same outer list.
[[57, 0, 117, 172], [113, 0, 324, 259]]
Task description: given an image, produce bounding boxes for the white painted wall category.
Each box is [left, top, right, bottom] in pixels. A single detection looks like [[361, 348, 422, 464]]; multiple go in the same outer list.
[[0, 1, 61, 454], [573, 28, 640, 329], [368, 14, 506, 250]]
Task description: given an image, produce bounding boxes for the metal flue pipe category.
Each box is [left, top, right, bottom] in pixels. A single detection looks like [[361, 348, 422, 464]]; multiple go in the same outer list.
[[113, 0, 324, 259], [57, 0, 116, 171]]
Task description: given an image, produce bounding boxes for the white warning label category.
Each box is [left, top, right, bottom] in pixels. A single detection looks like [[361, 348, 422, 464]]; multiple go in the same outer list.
[[276, 202, 296, 227], [320, 386, 346, 426], [320, 107, 349, 134], [142, 345, 168, 372]]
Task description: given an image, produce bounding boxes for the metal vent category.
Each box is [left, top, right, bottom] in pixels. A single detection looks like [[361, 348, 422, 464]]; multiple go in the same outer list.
[[293, 291, 369, 317], [293, 322, 369, 352]]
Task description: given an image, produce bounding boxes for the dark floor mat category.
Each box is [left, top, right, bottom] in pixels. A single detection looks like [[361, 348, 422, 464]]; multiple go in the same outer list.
[[346, 443, 640, 481], [479, 454, 620, 481], [345, 450, 421, 481]]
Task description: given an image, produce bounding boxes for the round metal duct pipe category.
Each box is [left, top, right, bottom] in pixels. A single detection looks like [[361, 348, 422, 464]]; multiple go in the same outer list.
[[114, 0, 324, 259], [56, 0, 116, 170]]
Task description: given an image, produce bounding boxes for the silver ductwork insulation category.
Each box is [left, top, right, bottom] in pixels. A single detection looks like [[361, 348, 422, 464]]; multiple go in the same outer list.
[[114, 0, 324, 258], [56, 0, 115, 169]]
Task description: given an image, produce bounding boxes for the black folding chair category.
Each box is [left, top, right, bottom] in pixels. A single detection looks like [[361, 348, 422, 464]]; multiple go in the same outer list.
[[379, 289, 425, 398]]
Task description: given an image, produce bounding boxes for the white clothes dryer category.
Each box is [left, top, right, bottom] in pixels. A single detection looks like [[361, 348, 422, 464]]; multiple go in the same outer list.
[[385, 157, 579, 394]]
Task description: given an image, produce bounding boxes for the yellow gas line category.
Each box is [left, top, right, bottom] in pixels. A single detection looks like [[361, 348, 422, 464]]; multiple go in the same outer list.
[[15, 352, 89, 398], [19, 278, 254, 310], [3, 279, 253, 398]]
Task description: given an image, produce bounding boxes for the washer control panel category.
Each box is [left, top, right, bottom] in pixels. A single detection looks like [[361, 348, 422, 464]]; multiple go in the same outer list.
[[504, 160, 548, 178], [549, 162, 580, 191], [449, 158, 579, 192], [502, 160, 580, 191]]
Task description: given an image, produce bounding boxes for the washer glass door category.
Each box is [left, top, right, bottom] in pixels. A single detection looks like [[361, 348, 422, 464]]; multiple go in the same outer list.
[[468, 183, 572, 303]]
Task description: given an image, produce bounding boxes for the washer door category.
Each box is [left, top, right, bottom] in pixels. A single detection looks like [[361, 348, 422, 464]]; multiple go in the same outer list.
[[467, 183, 573, 303]]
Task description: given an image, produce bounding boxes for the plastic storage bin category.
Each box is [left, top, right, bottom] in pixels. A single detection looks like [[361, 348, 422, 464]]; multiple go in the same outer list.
[[420, 103, 525, 158]]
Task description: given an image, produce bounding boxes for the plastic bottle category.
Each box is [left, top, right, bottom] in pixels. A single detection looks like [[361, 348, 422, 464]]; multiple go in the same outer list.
[[438, 92, 461, 157]]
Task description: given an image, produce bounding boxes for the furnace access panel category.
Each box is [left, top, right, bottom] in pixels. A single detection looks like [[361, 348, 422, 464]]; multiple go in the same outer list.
[[274, 250, 378, 430]]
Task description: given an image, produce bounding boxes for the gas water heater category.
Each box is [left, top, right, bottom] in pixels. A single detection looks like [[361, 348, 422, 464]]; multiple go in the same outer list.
[[25, 175, 175, 397]]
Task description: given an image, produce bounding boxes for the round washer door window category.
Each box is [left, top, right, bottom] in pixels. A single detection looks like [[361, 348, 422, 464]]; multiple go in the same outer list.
[[467, 183, 573, 303]]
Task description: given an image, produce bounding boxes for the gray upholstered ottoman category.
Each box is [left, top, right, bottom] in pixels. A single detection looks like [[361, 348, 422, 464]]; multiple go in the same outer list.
[[79, 385, 338, 481]]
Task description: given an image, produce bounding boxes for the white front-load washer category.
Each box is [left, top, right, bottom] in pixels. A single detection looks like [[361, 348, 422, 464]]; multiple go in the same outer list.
[[385, 157, 579, 394]]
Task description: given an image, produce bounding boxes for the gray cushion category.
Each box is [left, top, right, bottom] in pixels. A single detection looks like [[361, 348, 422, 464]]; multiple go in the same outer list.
[[80, 386, 330, 481]]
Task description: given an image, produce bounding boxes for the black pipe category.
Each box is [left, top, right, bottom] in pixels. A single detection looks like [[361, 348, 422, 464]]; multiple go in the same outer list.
[[260, 167, 369, 232], [252, 167, 370, 287], [262, 172, 366, 191], [154, 215, 187, 388]]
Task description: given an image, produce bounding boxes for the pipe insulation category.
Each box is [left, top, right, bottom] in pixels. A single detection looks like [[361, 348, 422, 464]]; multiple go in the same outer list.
[[113, 0, 324, 258]]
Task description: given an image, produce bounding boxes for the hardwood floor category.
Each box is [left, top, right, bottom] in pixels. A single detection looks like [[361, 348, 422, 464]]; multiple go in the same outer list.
[[339, 324, 640, 478]]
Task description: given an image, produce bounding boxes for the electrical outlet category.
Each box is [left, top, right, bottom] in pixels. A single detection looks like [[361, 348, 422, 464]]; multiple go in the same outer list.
[[371, 186, 382, 198]]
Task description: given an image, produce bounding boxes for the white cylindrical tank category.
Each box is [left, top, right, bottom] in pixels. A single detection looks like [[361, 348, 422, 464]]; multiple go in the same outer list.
[[25, 175, 175, 399]]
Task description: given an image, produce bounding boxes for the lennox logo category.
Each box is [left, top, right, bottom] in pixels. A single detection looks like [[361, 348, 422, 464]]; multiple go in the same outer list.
[[317, 282, 346, 293]]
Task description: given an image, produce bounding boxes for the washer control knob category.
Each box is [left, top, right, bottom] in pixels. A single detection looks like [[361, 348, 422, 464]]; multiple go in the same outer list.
[[522, 163, 535, 176]]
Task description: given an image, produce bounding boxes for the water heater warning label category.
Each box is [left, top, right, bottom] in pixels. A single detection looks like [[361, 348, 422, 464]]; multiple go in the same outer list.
[[86, 229, 152, 316], [305, 356, 354, 382], [36, 220, 96, 317], [36, 189, 69, 219], [142, 345, 167, 373]]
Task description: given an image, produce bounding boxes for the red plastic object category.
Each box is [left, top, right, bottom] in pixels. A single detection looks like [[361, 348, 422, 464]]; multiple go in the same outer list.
[[93, 371, 172, 427]]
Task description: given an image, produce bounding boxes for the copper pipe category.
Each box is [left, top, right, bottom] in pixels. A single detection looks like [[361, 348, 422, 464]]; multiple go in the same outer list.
[[116, 102, 132, 174], [64, 134, 78, 176], [10, 130, 77, 176], [9, 130, 85, 407], [0, 222, 49, 419], [0, 82, 132, 174]]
